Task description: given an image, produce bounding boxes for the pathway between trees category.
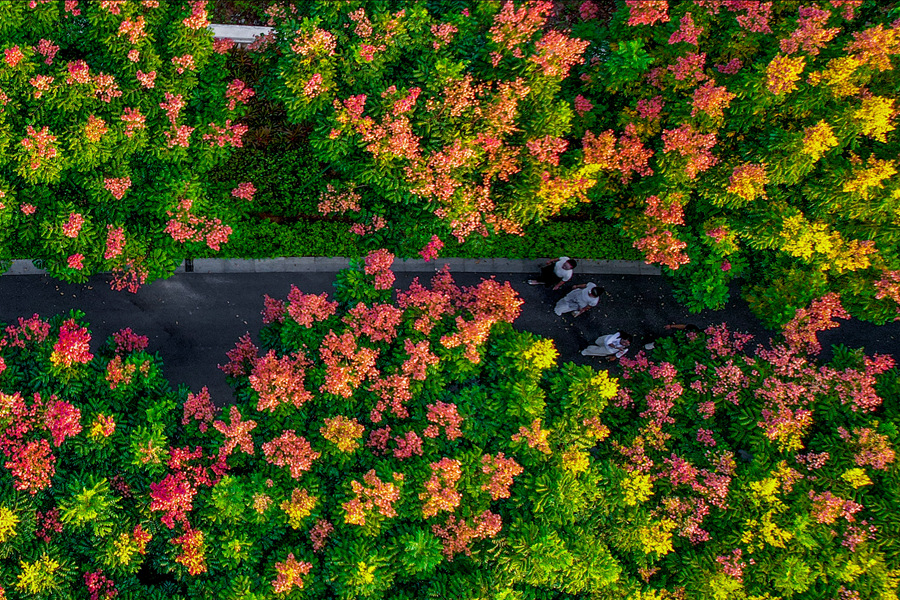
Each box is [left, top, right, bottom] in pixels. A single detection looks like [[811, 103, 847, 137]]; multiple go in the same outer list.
[[1, 265, 897, 404]]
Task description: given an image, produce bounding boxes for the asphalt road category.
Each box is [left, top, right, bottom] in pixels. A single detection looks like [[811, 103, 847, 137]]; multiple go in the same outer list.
[[1, 269, 897, 404]]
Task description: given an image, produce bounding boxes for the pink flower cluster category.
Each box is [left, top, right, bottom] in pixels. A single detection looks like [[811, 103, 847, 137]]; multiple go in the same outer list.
[[231, 181, 256, 201], [182, 0, 209, 30], [419, 235, 444, 262], [104, 226, 125, 260], [226, 79, 255, 110], [669, 12, 703, 46], [136, 70, 156, 88], [780, 5, 839, 55], [118, 16, 147, 44], [644, 195, 684, 225], [582, 128, 654, 182], [634, 227, 690, 270], [4, 45, 24, 68], [182, 387, 217, 433], [35, 38, 59, 65], [526, 135, 568, 166], [782, 293, 850, 355], [318, 331, 379, 399], [530, 31, 590, 78], [249, 350, 312, 412], [343, 470, 403, 525], [164, 198, 232, 251], [61, 212, 84, 238], [480, 453, 523, 500], [574, 94, 594, 116], [120, 107, 146, 138], [84, 569, 118, 600], [318, 184, 361, 215], [213, 406, 257, 456], [20, 125, 59, 171], [424, 401, 463, 440], [691, 81, 735, 119], [202, 120, 247, 148]]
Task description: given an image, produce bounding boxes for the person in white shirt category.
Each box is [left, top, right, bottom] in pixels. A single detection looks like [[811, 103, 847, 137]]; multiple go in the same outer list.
[[554, 282, 604, 317], [581, 331, 633, 359], [529, 256, 577, 291]]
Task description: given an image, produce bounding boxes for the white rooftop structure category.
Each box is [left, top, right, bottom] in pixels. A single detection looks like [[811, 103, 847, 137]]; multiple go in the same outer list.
[[208, 24, 273, 47]]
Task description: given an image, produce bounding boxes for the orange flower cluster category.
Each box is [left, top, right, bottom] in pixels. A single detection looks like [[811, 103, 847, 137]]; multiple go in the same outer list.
[[280, 488, 317, 528], [512, 419, 552, 454], [420, 457, 462, 518], [431, 510, 502, 558], [249, 350, 312, 412], [272, 553, 312, 594], [480, 453, 524, 500], [171, 526, 207, 575], [262, 430, 320, 479], [423, 401, 463, 441], [320, 415, 365, 453], [342, 469, 403, 525], [319, 331, 379, 398], [286, 287, 337, 328]]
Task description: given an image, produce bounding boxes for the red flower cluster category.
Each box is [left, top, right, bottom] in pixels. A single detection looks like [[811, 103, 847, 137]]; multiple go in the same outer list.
[[319, 331, 379, 398]]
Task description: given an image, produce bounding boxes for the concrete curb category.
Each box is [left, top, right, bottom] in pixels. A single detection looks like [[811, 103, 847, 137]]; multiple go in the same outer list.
[[3, 258, 661, 276]]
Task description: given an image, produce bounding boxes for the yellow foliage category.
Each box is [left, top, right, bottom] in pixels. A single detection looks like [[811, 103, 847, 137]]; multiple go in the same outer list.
[[561, 449, 590, 474], [622, 471, 653, 506], [843, 158, 897, 200], [522, 338, 559, 372], [743, 511, 793, 551], [0, 505, 18, 544], [638, 518, 677, 556], [801, 120, 838, 161], [841, 468, 873, 488], [16, 553, 61, 595], [854, 96, 897, 142], [808, 56, 862, 97], [281, 489, 318, 529], [112, 532, 138, 567], [780, 214, 833, 262]]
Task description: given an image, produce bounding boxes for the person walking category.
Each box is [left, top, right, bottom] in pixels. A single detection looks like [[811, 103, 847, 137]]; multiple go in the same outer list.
[[581, 331, 632, 360], [529, 256, 577, 291], [554, 282, 603, 317]]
